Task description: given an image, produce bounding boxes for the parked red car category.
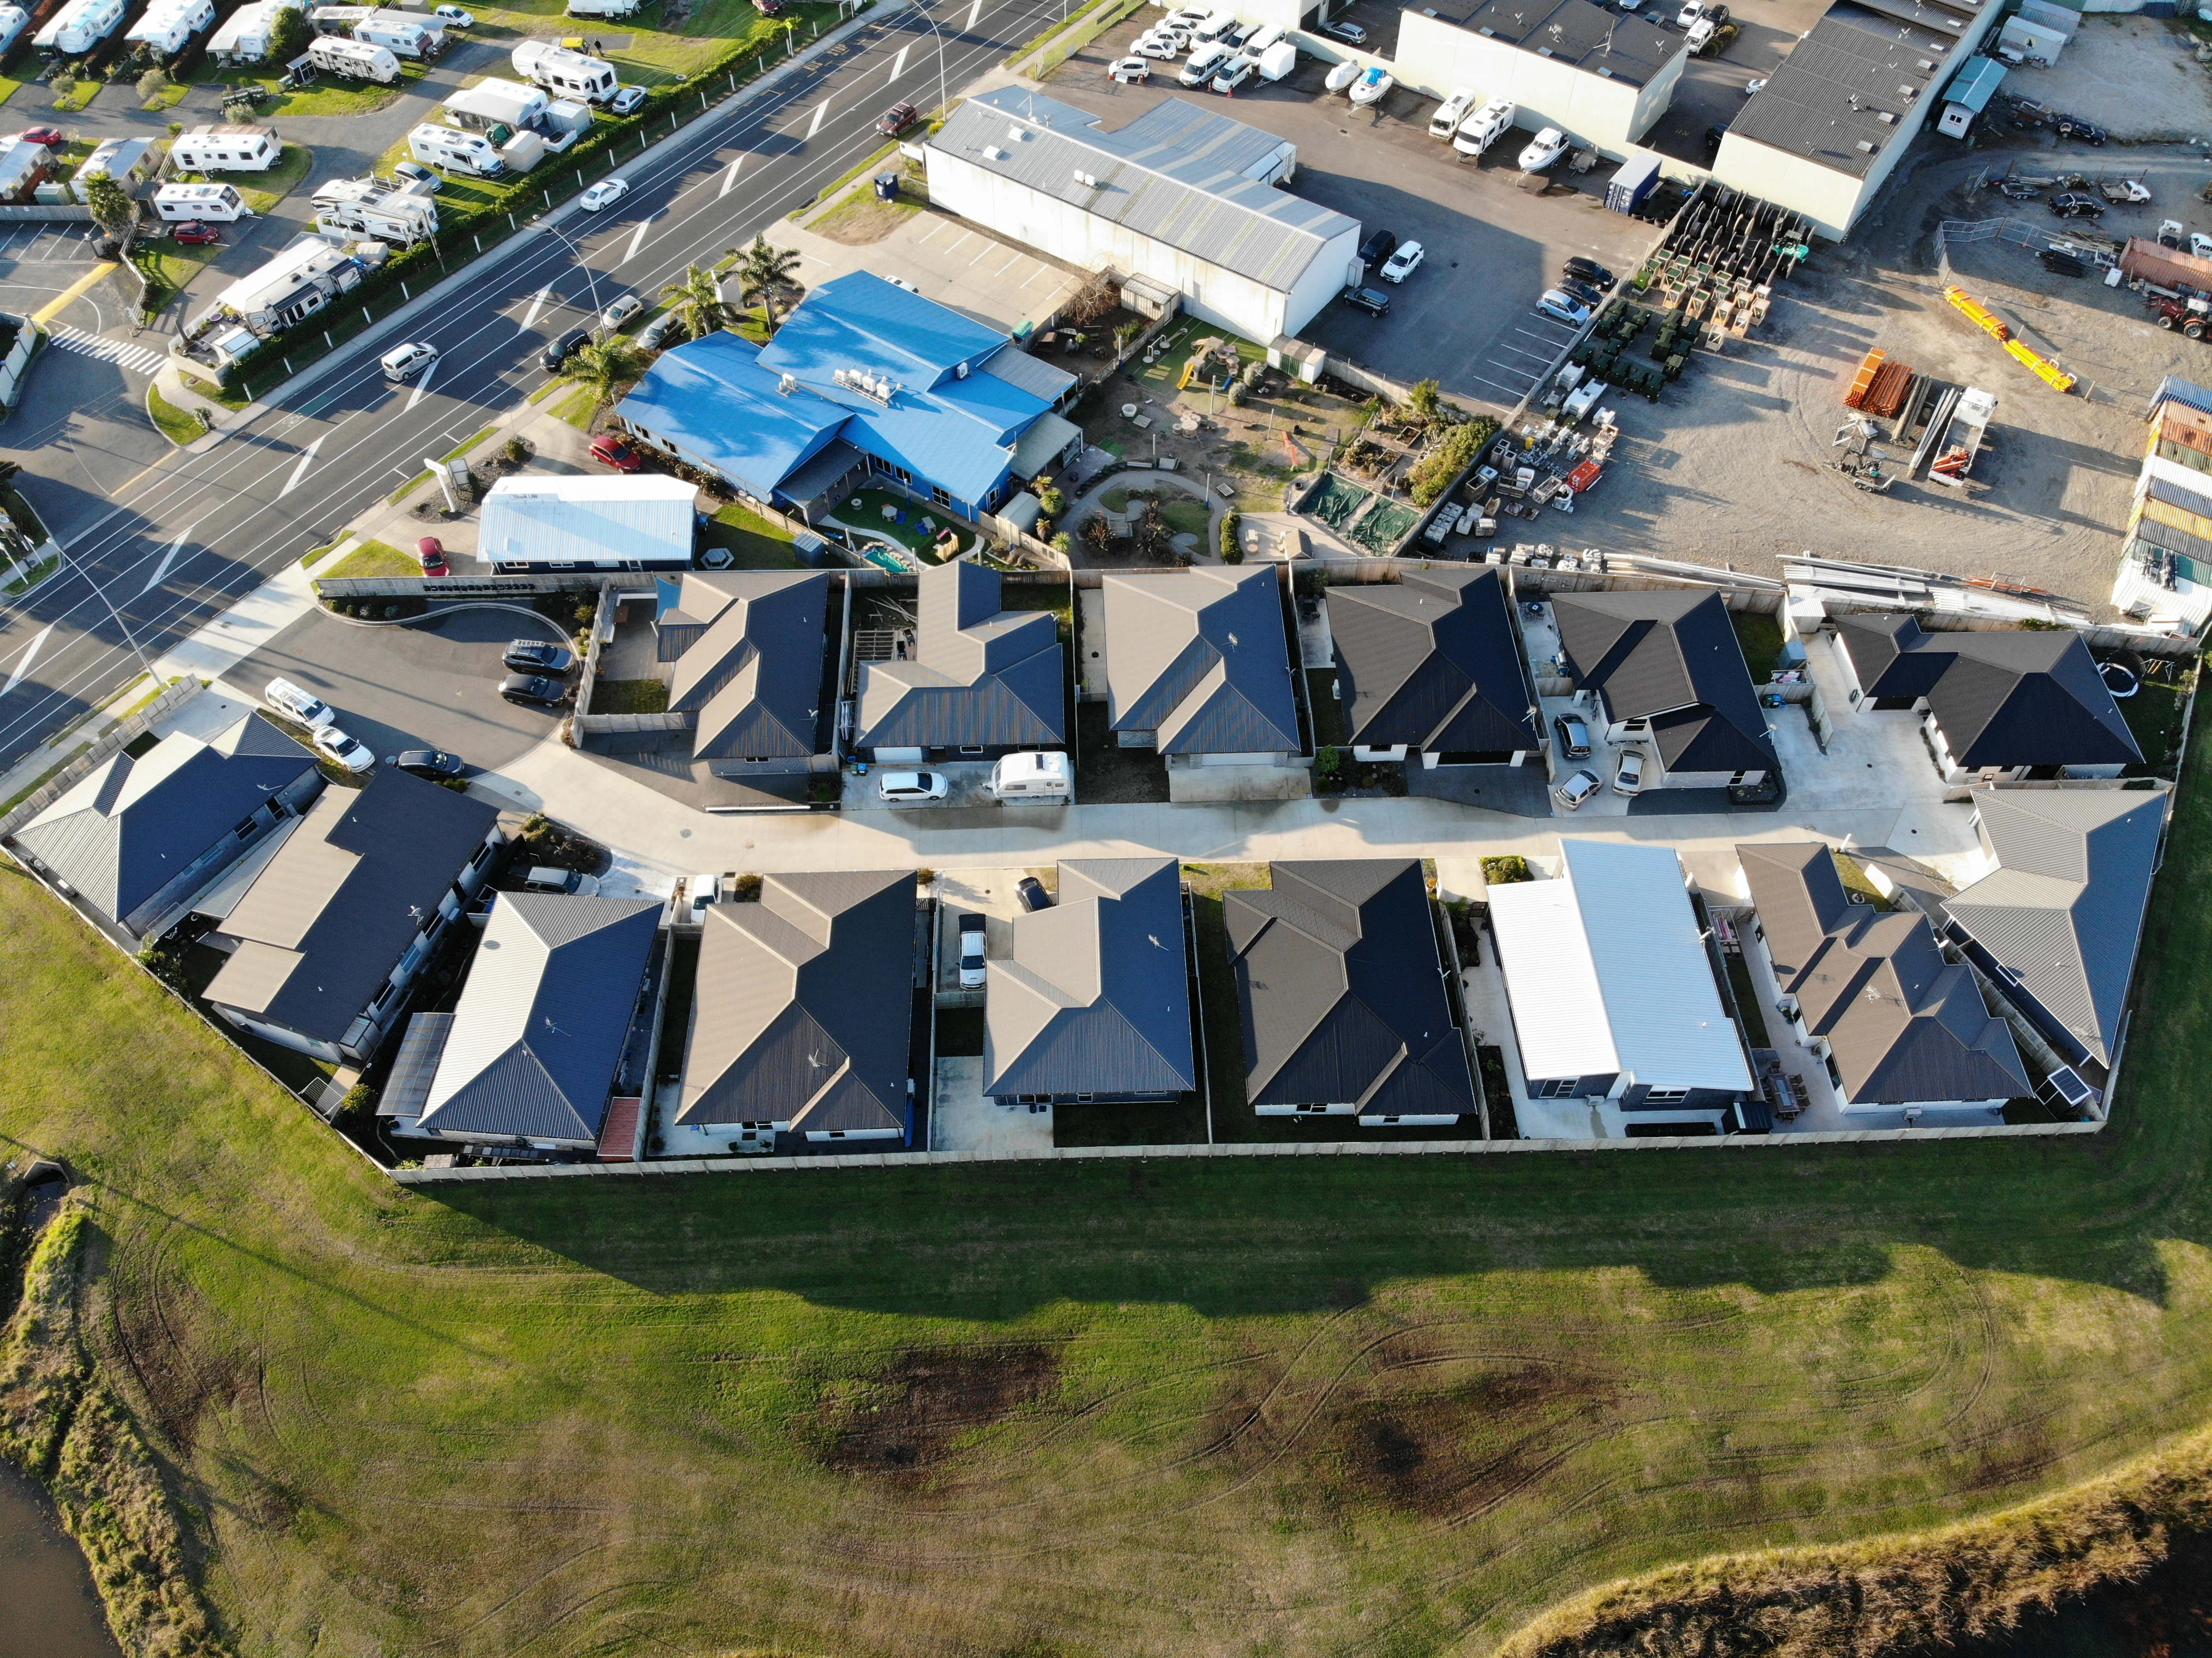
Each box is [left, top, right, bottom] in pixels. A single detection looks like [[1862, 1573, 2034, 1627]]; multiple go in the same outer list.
[[416, 536, 449, 576], [15, 127, 68, 148], [588, 433, 642, 473], [875, 101, 917, 136], [171, 221, 221, 245]]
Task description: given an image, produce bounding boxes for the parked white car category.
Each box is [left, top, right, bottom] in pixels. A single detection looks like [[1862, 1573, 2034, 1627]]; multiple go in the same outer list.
[[265, 676, 335, 730], [877, 770, 949, 803], [1131, 32, 1181, 57], [434, 3, 474, 23], [579, 176, 629, 210], [1553, 768, 1601, 811], [312, 725, 376, 774], [1428, 86, 1476, 139], [378, 341, 437, 381], [1536, 289, 1592, 326], [1212, 52, 1256, 91], [1379, 240, 1424, 282], [1518, 126, 1569, 171], [1453, 97, 1515, 157], [599, 293, 644, 329], [1110, 55, 1150, 81], [1612, 747, 1647, 795]]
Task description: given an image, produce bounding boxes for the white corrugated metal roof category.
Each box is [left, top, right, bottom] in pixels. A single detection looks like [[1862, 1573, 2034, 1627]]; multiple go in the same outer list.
[[1488, 840, 1750, 1091], [479, 474, 697, 566]]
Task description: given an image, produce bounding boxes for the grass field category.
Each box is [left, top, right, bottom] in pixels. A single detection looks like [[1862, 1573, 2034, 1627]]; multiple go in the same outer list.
[[8, 715, 2212, 1655], [320, 539, 417, 579]]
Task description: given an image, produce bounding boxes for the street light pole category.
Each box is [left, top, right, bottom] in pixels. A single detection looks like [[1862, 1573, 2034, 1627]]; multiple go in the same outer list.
[[91, 574, 159, 690]]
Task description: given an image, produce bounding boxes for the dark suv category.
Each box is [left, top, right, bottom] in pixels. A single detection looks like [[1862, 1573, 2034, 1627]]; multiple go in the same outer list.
[[540, 326, 591, 373], [1553, 713, 1592, 759], [1358, 228, 1399, 268], [2049, 191, 2105, 220], [1343, 286, 1392, 316]]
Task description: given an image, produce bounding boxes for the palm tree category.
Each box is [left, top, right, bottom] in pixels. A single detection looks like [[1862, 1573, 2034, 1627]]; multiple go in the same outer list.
[[658, 262, 729, 345], [731, 235, 802, 336], [558, 338, 656, 423]]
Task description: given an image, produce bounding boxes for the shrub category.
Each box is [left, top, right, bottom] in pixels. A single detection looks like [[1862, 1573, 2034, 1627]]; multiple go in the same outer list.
[[1313, 747, 1347, 790], [1481, 855, 1534, 886], [1226, 382, 1247, 407], [1408, 416, 1500, 507], [730, 873, 764, 901], [502, 436, 528, 464], [1218, 508, 1240, 562]]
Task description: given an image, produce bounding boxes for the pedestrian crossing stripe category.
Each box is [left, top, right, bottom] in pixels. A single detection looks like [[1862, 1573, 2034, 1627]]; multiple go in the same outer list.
[[48, 326, 169, 379]]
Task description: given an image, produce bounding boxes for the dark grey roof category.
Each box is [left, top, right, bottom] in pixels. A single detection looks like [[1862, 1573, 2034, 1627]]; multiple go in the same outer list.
[[1227, 861, 1476, 1116], [202, 769, 498, 1042], [13, 713, 315, 926], [663, 570, 831, 761], [1329, 569, 1540, 754], [984, 858, 1194, 1097], [1103, 568, 1299, 755], [1426, 0, 1684, 87], [1833, 615, 2140, 770], [1726, 4, 1964, 179], [1947, 789, 2167, 1065], [677, 870, 916, 1133], [928, 89, 1356, 295], [856, 559, 1065, 750], [1552, 589, 1778, 773], [1739, 842, 2027, 1104], [415, 894, 660, 1143]]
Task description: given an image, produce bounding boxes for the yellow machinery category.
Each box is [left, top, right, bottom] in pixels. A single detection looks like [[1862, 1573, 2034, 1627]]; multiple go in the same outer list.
[[1942, 285, 2076, 393]]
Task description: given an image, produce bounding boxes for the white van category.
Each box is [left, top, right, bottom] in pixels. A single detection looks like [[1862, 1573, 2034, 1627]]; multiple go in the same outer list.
[[1244, 21, 1282, 52], [987, 750, 1072, 802], [266, 676, 336, 729], [1179, 39, 1231, 84], [380, 341, 437, 381], [1191, 8, 1237, 40]]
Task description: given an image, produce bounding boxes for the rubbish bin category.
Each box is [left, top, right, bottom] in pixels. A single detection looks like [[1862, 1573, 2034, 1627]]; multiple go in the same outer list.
[[873, 172, 898, 201]]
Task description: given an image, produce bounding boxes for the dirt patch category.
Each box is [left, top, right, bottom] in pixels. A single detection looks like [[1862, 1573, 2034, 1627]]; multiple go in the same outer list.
[[810, 192, 924, 248], [107, 1258, 249, 1457], [817, 1344, 1061, 1482]]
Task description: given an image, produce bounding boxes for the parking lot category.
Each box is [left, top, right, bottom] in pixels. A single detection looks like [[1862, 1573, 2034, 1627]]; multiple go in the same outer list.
[[1044, 26, 1661, 411], [224, 606, 574, 773]]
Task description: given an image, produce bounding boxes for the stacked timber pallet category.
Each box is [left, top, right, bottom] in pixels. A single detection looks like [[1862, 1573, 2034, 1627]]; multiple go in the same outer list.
[[1843, 346, 1913, 417]]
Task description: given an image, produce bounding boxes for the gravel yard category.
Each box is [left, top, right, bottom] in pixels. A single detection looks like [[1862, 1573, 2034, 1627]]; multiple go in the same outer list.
[[2003, 15, 2212, 143]]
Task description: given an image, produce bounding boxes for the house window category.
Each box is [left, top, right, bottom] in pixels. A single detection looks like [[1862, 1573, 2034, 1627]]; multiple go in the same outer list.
[[958, 744, 984, 756], [1077, 1092, 1094, 1102], [895, 467, 912, 485], [932, 485, 951, 507], [1644, 1086, 1691, 1103], [1533, 1078, 1578, 1099]]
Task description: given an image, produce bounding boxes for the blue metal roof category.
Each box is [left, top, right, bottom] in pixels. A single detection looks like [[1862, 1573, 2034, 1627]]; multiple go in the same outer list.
[[1944, 53, 2005, 113], [616, 332, 846, 502], [760, 270, 1012, 389]]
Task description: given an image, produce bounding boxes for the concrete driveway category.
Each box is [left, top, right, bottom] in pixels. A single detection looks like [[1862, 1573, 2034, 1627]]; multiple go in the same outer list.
[[224, 604, 573, 771]]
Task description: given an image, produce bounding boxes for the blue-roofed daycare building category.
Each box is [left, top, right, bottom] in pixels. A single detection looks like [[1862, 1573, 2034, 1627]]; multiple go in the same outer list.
[[615, 271, 1085, 530]]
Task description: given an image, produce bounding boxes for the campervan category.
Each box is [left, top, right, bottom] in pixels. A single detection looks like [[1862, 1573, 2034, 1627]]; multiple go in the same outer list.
[[0, 3, 27, 55], [407, 122, 508, 178], [125, 0, 215, 56], [208, 0, 300, 61], [987, 751, 1072, 802], [155, 182, 249, 222], [312, 175, 440, 245], [170, 124, 283, 172], [355, 12, 437, 53], [511, 37, 618, 101], [443, 76, 548, 132], [306, 34, 402, 80], [34, 0, 128, 56], [564, 0, 638, 17]]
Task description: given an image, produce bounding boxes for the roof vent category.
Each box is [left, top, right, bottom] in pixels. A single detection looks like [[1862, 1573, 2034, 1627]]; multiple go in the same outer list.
[[956, 361, 970, 377], [1595, 64, 1610, 75], [983, 143, 1007, 160], [1074, 167, 1098, 186], [777, 373, 797, 395], [1877, 110, 1895, 122], [1856, 139, 1878, 151], [1008, 123, 1029, 141], [1898, 83, 1915, 95], [1535, 44, 1552, 54], [1477, 23, 1494, 33], [1916, 56, 1933, 68]]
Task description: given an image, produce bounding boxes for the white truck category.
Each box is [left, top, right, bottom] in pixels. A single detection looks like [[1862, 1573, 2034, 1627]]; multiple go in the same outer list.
[[125, 0, 215, 56], [312, 175, 440, 245], [170, 124, 284, 172], [512, 37, 617, 102], [155, 181, 251, 222], [306, 34, 402, 81], [34, 0, 128, 56], [407, 121, 507, 178]]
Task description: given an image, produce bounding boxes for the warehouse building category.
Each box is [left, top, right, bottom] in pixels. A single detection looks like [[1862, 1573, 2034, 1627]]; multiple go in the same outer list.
[[1712, 0, 2001, 241], [924, 88, 1361, 346]]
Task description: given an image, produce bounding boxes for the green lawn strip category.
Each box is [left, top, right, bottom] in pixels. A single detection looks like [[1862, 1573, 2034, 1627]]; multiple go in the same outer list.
[[320, 539, 418, 579], [141, 78, 191, 110], [699, 501, 800, 568], [0, 76, 21, 108], [442, 425, 499, 461], [550, 387, 598, 429], [587, 677, 669, 714], [179, 371, 249, 412], [298, 544, 338, 569], [49, 78, 101, 113], [146, 383, 205, 446], [202, 60, 419, 118], [1730, 610, 1784, 684], [7, 667, 2212, 1655], [2116, 662, 2194, 777]]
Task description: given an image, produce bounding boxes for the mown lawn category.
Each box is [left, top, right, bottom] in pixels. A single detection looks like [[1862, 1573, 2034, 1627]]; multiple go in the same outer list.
[[6, 711, 2212, 1658], [320, 539, 418, 579]]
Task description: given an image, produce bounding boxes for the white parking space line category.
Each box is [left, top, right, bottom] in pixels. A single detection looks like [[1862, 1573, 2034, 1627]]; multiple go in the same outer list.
[[139, 521, 200, 597], [623, 217, 654, 263], [281, 436, 326, 496], [404, 357, 440, 411], [804, 99, 828, 139], [2, 624, 55, 699], [718, 154, 744, 197], [521, 286, 551, 328]]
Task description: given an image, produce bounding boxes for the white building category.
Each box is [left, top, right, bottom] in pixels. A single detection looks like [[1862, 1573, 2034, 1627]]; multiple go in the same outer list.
[[478, 474, 698, 571], [1487, 839, 1754, 1137], [924, 87, 1361, 347], [1390, 0, 1685, 159], [2114, 375, 2212, 630], [1713, 0, 2000, 241]]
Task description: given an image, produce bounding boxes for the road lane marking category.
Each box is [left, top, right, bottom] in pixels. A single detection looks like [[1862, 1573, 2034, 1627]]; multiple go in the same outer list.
[[719, 154, 744, 196], [2, 625, 55, 698], [623, 218, 653, 263], [404, 358, 440, 411], [281, 436, 326, 496], [963, 0, 981, 30], [139, 521, 201, 597], [521, 286, 551, 328], [804, 99, 828, 139], [889, 43, 908, 77], [47, 327, 167, 377]]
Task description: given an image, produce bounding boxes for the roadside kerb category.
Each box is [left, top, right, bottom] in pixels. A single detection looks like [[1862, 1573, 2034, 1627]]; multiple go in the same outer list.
[[216, 0, 913, 425]]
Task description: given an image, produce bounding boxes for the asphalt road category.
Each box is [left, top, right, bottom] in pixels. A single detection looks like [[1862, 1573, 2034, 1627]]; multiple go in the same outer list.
[[0, 0, 1063, 778]]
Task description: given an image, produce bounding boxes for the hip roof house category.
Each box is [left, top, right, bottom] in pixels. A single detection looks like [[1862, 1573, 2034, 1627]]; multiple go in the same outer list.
[[1102, 567, 1299, 763], [676, 870, 917, 1144], [1736, 841, 2027, 1113], [1329, 568, 1541, 766], [984, 857, 1194, 1104], [1552, 588, 1777, 786], [7, 711, 320, 940], [616, 272, 1079, 525], [655, 570, 833, 774], [1226, 860, 1476, 1127], [923, 89, 1361, 348], [1829, 614, 2139, 782], [383, 893, 660, 1151], [201, 769, 502, 1064], [855, 558, 1066, 759], [1940, 787, 2167, 1082], [1488, 839, 1753, 1132]]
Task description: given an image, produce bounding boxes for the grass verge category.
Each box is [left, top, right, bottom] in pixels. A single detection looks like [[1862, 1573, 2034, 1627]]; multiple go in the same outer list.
[[179, 371, 248, 412], [145, 383, 204, 446], [320, 540, 417, 580]]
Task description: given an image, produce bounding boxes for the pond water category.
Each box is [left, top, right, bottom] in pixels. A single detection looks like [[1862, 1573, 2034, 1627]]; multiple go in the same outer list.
[[0, 1458, 119, 1658]]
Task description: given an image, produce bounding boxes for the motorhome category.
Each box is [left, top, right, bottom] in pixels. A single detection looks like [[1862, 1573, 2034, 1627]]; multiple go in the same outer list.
[[125, 0, 215, 56], [356, 11, 437, 53], [987, 750, 1072, 802], [208, 0, 300, 61], [306, 33, 402, 80], [312, 175, 440, 245], [407, 122, 508, 178], [170, 124, 284, 172], [34, 0, 128, 56], [196, 235, 366, 341], [563, 0, 638, 17], [154, 181, 250, 222], [444, 76, 548, 131], [511, 37, 617, 101]]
